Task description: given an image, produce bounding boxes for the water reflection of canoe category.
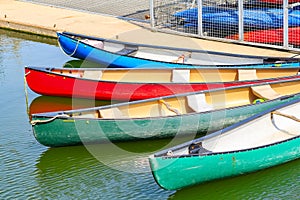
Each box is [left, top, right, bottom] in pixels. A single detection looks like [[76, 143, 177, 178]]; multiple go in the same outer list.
[[25, 65, 300, 101], [35, 142, 171, 197], [30, 77, 300, 147], [62, 59, 104, 68], [29, 95, 111, 116], [174, 6, 300, 30], [226, 27, 300, 47], [57, 31, 299, 67], [36, 139, 176, 173], [149, 98, 300, 190]]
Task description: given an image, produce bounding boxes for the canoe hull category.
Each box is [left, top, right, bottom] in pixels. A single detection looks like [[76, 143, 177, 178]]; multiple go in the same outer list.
[[149, 137, 300, 190], [31, 94, 300, 147]]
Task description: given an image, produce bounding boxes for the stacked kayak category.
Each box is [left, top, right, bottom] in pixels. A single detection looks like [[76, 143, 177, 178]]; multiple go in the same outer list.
[[173, 6, 300, 30], [226, 27, 300, 47]]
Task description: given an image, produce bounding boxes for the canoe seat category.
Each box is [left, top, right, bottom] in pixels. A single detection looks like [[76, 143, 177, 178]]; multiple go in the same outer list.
[[251, 84, 282, 100], [238, 69, 257, 81], [73, 112, 99, 118], [81, 39, 104, 49], [99, 107, 124, 118], [116, 45, 138, 56], [82, 70, 103, 80], [172, 69, 190, 82], [187, 93, 213, 112]]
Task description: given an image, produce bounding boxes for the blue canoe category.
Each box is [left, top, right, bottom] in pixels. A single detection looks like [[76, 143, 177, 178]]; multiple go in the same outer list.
[[57, 32, 300, 68], [174, 6, 300, 29]]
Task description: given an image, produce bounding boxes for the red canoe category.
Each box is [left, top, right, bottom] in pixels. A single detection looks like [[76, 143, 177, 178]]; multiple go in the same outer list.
[[227, 27, 300, 46], [25, 65, 300, 101]]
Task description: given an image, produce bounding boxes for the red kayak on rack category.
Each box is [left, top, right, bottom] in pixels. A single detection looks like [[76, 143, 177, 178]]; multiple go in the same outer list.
[[259, 0, 300, 4], [226, 27, 300, 47], [25, 65, 300, 101]]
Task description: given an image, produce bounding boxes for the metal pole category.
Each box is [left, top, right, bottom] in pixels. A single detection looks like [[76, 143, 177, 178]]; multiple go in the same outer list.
[[198, 0, 203, 37], [283, 0, 289, 48], [238, 0, 244, 41], [150, 0, 155, 29]]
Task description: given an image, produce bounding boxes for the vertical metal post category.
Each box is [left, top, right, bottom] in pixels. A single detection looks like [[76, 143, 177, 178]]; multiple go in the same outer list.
[[149, 0, 155, 29], [198, 0, 203, 37], [283, 0, 289, 48], [238, 0, 244, 41]]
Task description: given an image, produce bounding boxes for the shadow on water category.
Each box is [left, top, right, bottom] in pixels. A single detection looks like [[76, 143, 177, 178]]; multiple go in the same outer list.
[[0, 28, 57, 45], [170, 158, 300, 199]]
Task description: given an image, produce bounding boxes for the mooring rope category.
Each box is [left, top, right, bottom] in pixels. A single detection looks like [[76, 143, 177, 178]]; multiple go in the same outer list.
[[30, 114, 70, 125], [24, 71, 30, 116], [271, 111, 300, 122], [57, 35, 80, 57], [158, 99, 180, 115]]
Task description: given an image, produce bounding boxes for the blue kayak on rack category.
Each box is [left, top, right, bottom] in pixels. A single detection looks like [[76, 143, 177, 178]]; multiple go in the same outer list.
[[174, 6, 300, 29]]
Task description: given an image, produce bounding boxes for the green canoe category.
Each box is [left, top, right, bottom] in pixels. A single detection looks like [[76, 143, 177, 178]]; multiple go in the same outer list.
[[30, 77, 300, 147], [148, 98, 300, 190]]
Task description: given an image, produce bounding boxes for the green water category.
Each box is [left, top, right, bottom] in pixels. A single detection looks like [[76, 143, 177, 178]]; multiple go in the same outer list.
[[0, 29, 299, 199]]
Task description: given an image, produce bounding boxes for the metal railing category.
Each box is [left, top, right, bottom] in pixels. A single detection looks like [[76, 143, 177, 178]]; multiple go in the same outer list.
[[20, 0, 300, 52], [150, 0, 300, 52]]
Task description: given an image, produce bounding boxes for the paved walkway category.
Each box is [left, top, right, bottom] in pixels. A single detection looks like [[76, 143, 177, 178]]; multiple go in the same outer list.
[[1, 0, 299, 58], [19, 0, 149, 20]]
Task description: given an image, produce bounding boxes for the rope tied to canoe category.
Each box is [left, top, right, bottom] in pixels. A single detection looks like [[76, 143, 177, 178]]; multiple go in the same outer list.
[[158, 99, 180, 115], [24, 71, 31, 116], [271, 111, 300, 123], [172, 52, 192, 63], [57, 35, 80, 57], [30, 114, 70, 125]]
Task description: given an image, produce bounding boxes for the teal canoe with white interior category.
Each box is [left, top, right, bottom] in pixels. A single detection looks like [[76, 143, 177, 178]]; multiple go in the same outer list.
[[149, 98, 300, 190]]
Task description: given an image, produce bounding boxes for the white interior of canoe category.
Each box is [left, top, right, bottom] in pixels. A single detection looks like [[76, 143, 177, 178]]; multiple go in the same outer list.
[[54, 68, 300, 83], [70, 79, 300, 120], [169, 101, 300, 156], [83, 39, 266, 65]]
